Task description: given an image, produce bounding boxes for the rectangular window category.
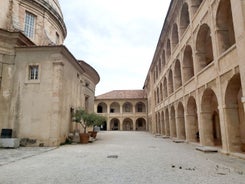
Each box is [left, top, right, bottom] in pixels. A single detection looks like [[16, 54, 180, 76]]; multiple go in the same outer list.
[[24, 12, 35, 39], [29, 65, 39, 80]]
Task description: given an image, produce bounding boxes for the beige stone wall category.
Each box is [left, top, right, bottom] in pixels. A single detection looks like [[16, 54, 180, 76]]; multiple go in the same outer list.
[[145, 0, 245, 155], [0, 45, 97, 146], [94, 99, 148, 131]]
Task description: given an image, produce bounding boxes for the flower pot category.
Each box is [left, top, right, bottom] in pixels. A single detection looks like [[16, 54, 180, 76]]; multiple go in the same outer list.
[[88, 131, 97, 139], [79, 133, 89, 144]]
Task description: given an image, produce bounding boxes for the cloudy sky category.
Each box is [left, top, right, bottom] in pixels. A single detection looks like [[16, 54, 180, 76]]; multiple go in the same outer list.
[[59, 0, 171, 96]]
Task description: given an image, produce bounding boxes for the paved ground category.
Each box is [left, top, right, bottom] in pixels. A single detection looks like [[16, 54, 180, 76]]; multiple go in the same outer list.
[[0, 131, 245, 184]]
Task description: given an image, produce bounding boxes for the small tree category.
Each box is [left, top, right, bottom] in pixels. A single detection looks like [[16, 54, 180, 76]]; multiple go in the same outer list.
[[73, 109, 105, 133]]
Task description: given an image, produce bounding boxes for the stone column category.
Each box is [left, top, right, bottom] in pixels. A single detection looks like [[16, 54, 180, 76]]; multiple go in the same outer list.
[[49, 58, 64, 146], [176, 115, 186, 140]]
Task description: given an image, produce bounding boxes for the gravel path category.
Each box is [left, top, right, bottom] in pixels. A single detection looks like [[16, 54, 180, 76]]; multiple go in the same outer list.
[[0, 131, 245, 184]]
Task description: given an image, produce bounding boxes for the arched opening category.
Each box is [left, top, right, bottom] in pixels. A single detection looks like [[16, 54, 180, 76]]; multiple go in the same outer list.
[[162, 49, 166, 68], [160, 83, 163, 101], [163, 77, 168, 98], [123, 102, 133, 113], [157, 87, 160, 104], [191, 0, 203, 15], [161, 111, 165, 135], [180, 3, 190, 36], [110, 102, 120, 113], [158, 112, 161, 134], [196, 24, 214, 72], [186, 96, 199, 143], [174, 60, 182, 89], [97, 102, 107, 113], [136, 118, 146, 131], [201, 88, 222, 147], [166, 39, 171, 61], [110, 118, 120, 131], [183, 45, 194, 83], [168, 70, 174, 94], [165, 108, 170, 136], [172, 23, 179, 49], [136, 102, 146, 113], [123, 118, 133, 131], [216, 0, 235, 54], [177, 102, 186, 140], [170, 106, 177, 138], [225, 74, 245, 152], [158, 59, 162, 74], [100, 120, 107, 131]]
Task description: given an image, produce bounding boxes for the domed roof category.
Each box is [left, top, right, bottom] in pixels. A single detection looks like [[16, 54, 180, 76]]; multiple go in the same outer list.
[[43, 0, 63, 18]]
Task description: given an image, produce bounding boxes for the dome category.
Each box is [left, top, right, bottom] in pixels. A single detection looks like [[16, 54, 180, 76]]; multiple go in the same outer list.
[[43, 0, 63, 18]]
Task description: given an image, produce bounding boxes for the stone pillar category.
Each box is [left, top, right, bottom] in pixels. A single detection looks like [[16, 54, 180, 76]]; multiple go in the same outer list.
[[176, 115, 186, 140], [49, 58, 64, 146], [199, 111, 214, 146], [185, 114, 198, 143]]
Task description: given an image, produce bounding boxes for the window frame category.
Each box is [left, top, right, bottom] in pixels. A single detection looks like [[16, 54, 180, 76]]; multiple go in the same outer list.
[[24, 11, 36, 39]]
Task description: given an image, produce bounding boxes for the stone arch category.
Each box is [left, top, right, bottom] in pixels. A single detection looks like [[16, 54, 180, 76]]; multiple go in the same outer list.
[[110, 118, 120, 131], [135, 102, 146, 113], [186, 96, 199, 142], [172, 23, 179, 49], [196, 24, 214, 72], [180, 2, 190, 36], [166, 39, 171, 61], [165, 108, 170, 136], [177, 102, 186, 140], [157, 87, 160, 104], [225, 74, 245, 152], [97, 102, 107, 113], [123, 118, 133, 131], [162, 49, 166, 68], [191, 0, 203, 15], [174, 59, 182, 89], [158, 59, 162, 74], [183, 45, 194, 83], [168, 70, 174, 94], [110, 102, 120, 113], [123, 102, 133, 113], [170, 106, 177, 138], [160, 82, 163, 101], [136, 118, 147, 131], [163, 77, 168, 98], [201, 88, 222, 147], [161, 111, 165, 135], [216, 0, 235, 54]]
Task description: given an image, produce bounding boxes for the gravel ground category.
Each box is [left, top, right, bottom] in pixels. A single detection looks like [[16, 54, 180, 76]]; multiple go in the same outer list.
[[0, 131, 245, 184]]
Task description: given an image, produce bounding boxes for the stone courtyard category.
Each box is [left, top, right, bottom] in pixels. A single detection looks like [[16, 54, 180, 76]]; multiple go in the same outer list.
[[0, 131, 245, 184]]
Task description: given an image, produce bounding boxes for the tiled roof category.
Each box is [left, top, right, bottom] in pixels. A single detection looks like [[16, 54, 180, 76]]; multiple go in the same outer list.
[[96, 90, 146, 100]]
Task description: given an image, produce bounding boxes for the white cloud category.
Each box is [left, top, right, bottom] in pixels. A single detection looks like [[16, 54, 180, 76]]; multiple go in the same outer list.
[[59, 0, 171, 95]]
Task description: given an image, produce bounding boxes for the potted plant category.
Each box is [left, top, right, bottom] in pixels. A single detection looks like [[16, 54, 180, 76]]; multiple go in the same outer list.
[[72, 109, 106, 143], [87, 113, 106, 139], [73, 109, 94, 144]]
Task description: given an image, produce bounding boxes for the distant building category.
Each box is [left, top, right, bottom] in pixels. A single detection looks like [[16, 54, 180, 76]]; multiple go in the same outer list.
[[0, 0, 99, 146], [94, 90, 147, 131], [144, 0, 245, 155]]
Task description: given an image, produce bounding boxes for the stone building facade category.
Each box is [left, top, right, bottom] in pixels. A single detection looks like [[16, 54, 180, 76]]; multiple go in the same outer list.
[[0, 0, 99, 146], [144, 0, 245, 156], [94, 90, 147, 131]]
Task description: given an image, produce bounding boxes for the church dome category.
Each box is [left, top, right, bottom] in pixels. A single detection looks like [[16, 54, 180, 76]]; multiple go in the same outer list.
[[43, 0, 63, 19]]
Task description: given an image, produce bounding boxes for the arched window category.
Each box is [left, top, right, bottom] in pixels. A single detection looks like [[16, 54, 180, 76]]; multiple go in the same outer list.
[[168, 70, 174, 94], [180, 3, 190, 36], [172, 23, 179, 49], [166, 39, 171, 61], [216, 0, 235, 54], [174, 60, 182, 89], [183, 45, 194, 83], [196, 24, 214, 72]]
